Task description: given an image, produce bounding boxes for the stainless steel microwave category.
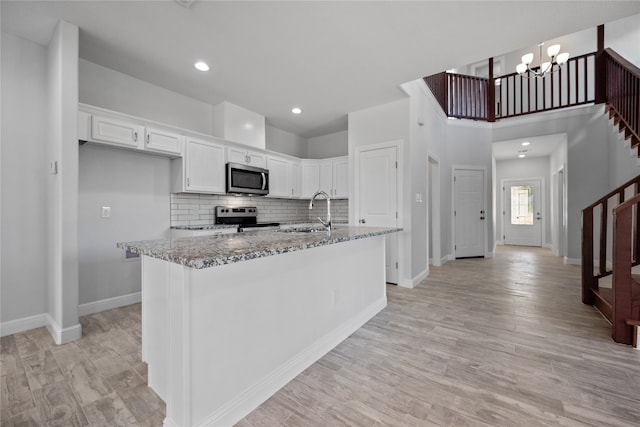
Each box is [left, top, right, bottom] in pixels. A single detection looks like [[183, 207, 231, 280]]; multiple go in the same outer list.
[[226, 162, 269, 196]]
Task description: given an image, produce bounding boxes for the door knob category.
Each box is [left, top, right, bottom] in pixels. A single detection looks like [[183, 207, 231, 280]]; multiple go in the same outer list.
[[359, 219, 366, 224]]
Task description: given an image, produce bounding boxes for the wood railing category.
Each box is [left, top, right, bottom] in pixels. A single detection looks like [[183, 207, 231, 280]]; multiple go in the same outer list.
[[611, 192, 640, 344], [603, 48, 640, 148], [424, 72, 488, 120], [496, 53, 595, 119], [582, 174, 640, 344]]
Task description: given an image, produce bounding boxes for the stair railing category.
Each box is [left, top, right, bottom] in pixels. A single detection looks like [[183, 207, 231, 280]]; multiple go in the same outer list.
[[582, 175, 640, 305], [611, 192, 640, 343], [424, 72, 488, 120], [603, 48, 640, 149]]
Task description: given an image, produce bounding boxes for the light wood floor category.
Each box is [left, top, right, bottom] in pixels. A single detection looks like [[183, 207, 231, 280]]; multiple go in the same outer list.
[[2, 246, 640, 426]]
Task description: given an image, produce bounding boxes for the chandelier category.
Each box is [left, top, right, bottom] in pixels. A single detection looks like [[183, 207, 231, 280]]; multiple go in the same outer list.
[[516, 42, 569, 77]]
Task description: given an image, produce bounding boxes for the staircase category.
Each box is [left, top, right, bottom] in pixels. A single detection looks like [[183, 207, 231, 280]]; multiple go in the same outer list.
[[582, 176, 640, 346]]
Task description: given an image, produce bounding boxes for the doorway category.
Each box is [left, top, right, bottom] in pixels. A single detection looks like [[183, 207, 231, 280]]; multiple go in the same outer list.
[[453, 168, 486, 258], [503, 179, 543, 247], [356, 143, 399, 284]]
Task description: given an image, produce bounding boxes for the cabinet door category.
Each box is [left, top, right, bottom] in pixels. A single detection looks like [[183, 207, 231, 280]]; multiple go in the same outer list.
[[333, 157, 349, 199], [301, 161, 320, 198], [227, 147, 249, 164], [266, 156, 289, 198], [145, 127, 183, 156], [289, 161, 301, 198], [91, 115, 143, 149], [185, 138, 226, 194], [319, 161, 334, 195], [247, 151, 266, 168]]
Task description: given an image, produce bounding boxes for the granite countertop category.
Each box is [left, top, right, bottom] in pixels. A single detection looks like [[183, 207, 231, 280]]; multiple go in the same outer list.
[[117, 226, 401, 269], [170, 224, 238, 230]]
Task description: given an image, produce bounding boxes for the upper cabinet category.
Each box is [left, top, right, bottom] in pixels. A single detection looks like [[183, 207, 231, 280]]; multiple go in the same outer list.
[[267, 155, 301, 198], [213, 101, 266, 150], [80, 105, 183, 157], [305, 157, 349, 199], [227, 147, 266, 168], [173, 137, 226, 194], [145, 127, 183, 156], [91, 115, 144, 149]]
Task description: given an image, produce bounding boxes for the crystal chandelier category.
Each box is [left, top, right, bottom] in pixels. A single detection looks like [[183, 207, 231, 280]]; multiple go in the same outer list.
[[516, 42, 569, 77]]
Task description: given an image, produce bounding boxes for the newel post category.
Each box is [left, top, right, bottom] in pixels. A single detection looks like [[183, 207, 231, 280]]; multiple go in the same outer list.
[[595, 24, 606, 104], [487, 58, 496, 122]]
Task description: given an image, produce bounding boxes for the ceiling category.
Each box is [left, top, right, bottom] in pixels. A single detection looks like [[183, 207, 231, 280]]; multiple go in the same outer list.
[[493, 133, 566, 161], [2, 1, 639, 138]]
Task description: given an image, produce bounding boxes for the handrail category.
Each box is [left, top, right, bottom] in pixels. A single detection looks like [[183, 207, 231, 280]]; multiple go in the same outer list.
[[603, 48, 640, 148], [611, 192, 640, 343], [585, 174, 640, 210], [582, 174, 640, 307]]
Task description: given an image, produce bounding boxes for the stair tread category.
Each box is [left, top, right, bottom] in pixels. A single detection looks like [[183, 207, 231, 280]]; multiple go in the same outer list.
[[594, 277, 640, 307]]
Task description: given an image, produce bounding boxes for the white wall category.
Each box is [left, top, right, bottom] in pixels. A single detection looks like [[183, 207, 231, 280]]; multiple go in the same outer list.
[[79, 144, 171, 306], [47, 21, 81, 342], [607, 119, 640, 188], [265, 125, 308, 158], [80, 59, 214, 135], [1, 32, 49, 324], [348, 98, 412, 286], [606, 13, 640, 66], [495, 157, 551, 246], [307, 131, 348, 159]]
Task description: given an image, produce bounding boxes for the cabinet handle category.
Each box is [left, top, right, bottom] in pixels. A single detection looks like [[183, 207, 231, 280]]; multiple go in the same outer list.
[[146, 134, 150, 145], [187, 178, 190, 187], [133, 131, 138, 142], [246, 155, 251, 164]]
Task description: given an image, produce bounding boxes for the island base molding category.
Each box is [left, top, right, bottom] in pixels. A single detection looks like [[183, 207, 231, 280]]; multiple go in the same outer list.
[[140, 235, 388, 427]]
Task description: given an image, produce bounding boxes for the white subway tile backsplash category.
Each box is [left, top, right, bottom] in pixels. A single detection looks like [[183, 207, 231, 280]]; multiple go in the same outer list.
[[170, 193, 348, 227]]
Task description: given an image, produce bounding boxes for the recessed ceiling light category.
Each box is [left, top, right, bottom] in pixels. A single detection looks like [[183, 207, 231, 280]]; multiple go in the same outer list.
[[194, 61, 209, 71], [521, 141, 530, 146], [291, 107, 302, 115], [518, 154, 526, 158]]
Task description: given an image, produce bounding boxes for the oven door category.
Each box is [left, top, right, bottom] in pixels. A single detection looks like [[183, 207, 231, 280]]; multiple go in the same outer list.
[[226, 162, 269, 195]]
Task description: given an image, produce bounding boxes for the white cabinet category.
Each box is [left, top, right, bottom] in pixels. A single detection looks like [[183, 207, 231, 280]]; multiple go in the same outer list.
[[144, 127, 183, 156], [84, 109, 182, 157], [227, 147, 266, 168], [301, 161, 320, 198], [91, 115, 144, 149], [267, 155, 301, 198], [302, 157, 348, 199], [173, 137, 226, 194], [332, 157, 349, 198], [213, 101, 266, 150]]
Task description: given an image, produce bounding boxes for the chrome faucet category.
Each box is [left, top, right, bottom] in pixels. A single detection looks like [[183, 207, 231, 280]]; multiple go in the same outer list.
[[309, 190, 331, 235]]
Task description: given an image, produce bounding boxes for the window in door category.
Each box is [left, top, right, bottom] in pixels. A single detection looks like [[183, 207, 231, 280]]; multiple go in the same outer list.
[[510, 185, 534, 225]]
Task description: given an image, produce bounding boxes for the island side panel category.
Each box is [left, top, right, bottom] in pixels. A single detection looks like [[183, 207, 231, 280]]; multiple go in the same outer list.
[[164, 234, 386, 427]]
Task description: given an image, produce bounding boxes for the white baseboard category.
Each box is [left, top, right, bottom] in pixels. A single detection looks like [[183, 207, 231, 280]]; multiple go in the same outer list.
[[46, 315, 82, 345], [411, 268, 429, 287], [543, 243, 553, 249], [193, 296, 388, 427], [495, 240, 504, 246], [0, 313, 49, 337], [565, 257, 581, 265], [2, 292, 141, 339], [78, 292, 142, 316]]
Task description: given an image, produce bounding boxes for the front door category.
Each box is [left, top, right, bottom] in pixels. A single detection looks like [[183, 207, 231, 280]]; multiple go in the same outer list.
[[454, 169, 485, 258], [504, 179, 542, 246], [358, 145, 398, 284]]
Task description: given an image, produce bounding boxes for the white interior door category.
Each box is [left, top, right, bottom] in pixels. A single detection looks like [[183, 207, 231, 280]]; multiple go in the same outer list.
[[454, 169, 485, 258], [358, 146, 398, 284], [504, 179, 542, 246]]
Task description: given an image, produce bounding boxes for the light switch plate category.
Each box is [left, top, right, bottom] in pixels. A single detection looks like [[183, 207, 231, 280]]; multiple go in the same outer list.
[[101, 206, 111, 218]]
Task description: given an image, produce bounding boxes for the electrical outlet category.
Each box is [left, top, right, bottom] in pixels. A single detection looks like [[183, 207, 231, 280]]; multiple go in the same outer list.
[[101, 206, 111, 218]]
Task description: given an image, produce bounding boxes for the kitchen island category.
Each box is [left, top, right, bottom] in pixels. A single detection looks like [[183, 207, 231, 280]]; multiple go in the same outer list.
[[118, 225, 400, 427]]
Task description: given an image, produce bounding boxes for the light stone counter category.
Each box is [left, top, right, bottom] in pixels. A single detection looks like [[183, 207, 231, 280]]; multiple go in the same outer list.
[[117, 225, 400, 269]]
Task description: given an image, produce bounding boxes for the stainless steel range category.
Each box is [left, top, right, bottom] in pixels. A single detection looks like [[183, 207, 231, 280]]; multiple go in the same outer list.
[[215, 206, 280, 232]]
